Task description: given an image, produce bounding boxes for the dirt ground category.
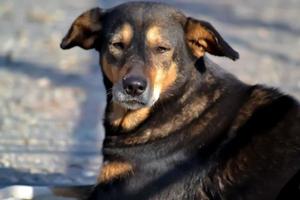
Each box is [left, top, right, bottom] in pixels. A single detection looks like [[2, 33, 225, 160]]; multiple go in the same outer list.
[[0, 0, 299, 198]]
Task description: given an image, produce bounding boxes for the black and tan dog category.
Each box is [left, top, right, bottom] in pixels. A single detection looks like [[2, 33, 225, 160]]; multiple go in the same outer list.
[[60, 2, 300, 200]]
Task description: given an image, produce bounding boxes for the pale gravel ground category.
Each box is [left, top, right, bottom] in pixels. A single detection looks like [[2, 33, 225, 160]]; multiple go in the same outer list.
[[0, 0, 103, 188], [0, 0, 299, 199]]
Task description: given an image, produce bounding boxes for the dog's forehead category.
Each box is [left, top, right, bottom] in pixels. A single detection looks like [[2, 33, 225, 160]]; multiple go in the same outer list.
[[104, 2, 185, 33]]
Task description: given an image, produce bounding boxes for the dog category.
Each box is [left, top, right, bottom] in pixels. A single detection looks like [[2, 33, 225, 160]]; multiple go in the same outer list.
[[60, 2, 300, 199]]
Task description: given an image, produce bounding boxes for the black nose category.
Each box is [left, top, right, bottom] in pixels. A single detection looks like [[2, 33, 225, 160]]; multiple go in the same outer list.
[[123, 76, 147, 96]]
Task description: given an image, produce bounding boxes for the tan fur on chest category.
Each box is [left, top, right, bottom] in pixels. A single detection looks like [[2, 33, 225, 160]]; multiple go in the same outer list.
[[109, 102, 150, 131], [98, 161, 134, 183]]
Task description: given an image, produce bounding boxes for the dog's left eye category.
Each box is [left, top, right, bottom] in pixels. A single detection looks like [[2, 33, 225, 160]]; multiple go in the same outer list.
[[155, 46, 171, 54], [111, 42, 125, 50]]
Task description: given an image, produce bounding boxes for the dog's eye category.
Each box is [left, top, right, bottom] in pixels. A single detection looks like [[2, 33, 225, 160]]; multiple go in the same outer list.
[[111, 42, 125, 50], [155, 46, 171, 54]]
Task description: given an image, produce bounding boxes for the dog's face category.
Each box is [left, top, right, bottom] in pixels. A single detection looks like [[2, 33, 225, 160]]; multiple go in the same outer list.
[[61, 2, 238, 110], [98, 5, 186, 110]]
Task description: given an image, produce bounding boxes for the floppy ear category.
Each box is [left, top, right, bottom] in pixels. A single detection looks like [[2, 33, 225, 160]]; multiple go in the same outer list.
[[185, 17, 239, 61], [60, 7, 103, 50]]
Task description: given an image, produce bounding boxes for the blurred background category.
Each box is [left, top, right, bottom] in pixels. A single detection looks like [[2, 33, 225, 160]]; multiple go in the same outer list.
[[0, 0, 299, 199]]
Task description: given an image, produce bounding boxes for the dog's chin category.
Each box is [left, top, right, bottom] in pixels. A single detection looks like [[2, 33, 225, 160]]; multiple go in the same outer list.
[[112, 89, 160, 110], [113, 97, 157, 110], [119, 100, 147, 110]]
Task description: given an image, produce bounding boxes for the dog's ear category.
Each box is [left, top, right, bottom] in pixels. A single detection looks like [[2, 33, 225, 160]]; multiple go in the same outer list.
[[185, 17, 239, 61], [60, 7, 103, 50]]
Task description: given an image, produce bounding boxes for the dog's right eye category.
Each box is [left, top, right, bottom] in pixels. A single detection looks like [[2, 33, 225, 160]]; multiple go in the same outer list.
[[155, 46, 171, 54], [111, 42, 125, 50]]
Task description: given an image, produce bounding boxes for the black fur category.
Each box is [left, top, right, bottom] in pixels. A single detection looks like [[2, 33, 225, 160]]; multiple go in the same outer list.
[[90, 57, 300, 200], [60, 2, 300, 200]]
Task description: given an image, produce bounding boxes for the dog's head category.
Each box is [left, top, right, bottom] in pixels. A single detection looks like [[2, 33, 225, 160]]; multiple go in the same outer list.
[[61, 2, 238, 110]]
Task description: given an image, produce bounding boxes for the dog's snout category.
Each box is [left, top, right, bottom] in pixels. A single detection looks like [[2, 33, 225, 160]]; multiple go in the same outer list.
[[123, 76, 147, 96]]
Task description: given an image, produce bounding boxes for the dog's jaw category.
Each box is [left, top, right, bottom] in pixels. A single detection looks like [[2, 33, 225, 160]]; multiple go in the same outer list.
[[112, 85, 161, 110]]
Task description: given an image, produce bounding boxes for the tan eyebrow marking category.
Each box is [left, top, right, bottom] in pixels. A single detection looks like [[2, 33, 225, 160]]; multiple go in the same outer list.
[[146, 26, 164, 47], [114, 22, 133, 45]]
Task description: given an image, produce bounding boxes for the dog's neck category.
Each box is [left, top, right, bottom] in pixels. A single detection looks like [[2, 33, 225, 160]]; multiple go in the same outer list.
[[103, 65, 195, 132], [99, 57, 245, 183], [102, 58, 226, 150]]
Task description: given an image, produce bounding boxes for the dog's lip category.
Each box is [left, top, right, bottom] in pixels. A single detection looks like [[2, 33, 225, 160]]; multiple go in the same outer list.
[[121, 99, 146, 105]]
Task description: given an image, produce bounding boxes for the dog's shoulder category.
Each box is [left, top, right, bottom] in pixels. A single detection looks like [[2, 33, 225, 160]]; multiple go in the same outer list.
[[228, 84, 299, 139], [211, 85, 300, 199], [203, 56, 300, 130], [244, 85, 298, 125]]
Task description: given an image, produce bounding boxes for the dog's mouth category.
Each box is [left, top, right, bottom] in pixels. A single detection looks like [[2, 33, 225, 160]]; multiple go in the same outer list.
[[112, 90, 149, 110], [122, 99, 146, 105], [111, 82, 161, 110], [112, 89, 158, 110], [118, 99, 148, 110]]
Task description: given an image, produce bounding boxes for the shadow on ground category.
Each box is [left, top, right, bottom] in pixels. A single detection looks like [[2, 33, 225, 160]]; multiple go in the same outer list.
[[0, 54, 104, 186]]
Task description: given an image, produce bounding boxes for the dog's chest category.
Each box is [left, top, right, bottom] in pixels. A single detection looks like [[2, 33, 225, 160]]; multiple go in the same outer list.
[[98, 152, 218, 200]]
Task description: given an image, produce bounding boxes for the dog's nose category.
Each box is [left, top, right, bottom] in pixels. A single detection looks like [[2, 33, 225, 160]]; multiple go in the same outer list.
[[123, 76, 147, 96]]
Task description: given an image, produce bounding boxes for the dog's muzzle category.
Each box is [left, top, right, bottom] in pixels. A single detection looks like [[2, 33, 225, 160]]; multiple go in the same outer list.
[[112, 76, 159, 110]]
